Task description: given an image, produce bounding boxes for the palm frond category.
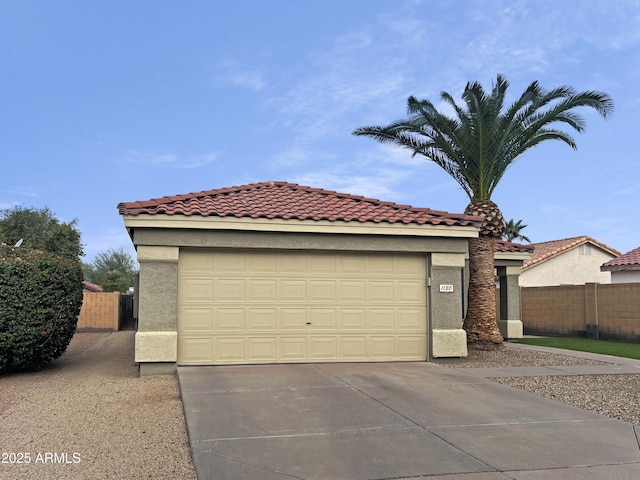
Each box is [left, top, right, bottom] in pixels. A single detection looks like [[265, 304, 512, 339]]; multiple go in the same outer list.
[[352, 75, 613, 203]]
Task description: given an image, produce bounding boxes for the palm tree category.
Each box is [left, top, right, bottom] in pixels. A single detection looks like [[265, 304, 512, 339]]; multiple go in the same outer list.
[[503, 219, 531, 243], [353, 74, 613, 346]]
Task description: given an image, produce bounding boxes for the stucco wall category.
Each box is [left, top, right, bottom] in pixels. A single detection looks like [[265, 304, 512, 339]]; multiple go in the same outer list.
[[135, 246, 179, 371], [611, 270, 640, 283], [519, 247, 614, 287], [430, 252, 467, 357], [138, 262, 178, 332], [430, 253, 465, 329], [132, 228, 470, 254]]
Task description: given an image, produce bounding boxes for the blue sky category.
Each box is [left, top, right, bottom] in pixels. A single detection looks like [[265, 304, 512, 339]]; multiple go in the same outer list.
[[2, 0, 639, 262]]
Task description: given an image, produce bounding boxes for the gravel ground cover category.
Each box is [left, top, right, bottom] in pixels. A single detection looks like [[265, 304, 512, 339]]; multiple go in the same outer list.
[[0, 331, 196, 480], [432, 343, 613, 368], [434, 343, 640, 425], [491, 374, 640, 425], [1, 331, 637, 480]]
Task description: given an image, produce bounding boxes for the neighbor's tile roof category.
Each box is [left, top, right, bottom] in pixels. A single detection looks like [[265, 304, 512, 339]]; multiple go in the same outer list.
[[118, 181, 483, 227], [523, 236, 621, 270], [82, 280, 103, 292], [495, 240, 534, 254], [601, 246, 640, 271]]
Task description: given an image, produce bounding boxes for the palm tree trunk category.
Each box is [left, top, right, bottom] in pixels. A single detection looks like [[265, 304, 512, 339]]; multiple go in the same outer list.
[[463, 236, 503, 345]]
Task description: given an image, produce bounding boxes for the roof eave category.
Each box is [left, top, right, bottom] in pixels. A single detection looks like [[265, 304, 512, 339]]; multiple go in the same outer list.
[[121, 214, 480, 239], [600, 264, 640, 272], [494, 251, 532, 262]]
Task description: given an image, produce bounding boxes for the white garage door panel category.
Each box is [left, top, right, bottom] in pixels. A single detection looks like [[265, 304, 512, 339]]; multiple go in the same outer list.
[[178, 249, 427, 365]]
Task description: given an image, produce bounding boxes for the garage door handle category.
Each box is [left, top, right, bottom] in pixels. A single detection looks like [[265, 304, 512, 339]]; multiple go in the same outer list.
[[306, 322, 312, 325]]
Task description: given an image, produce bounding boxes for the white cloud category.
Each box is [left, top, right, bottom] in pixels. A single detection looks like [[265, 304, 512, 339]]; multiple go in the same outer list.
[[271, 69, 406, 142], [355, 144, 425, 169], [0, 187, 42, 210], [266, 21, 411, 145], [614, 185, 639, 197], [289, 141, 461, 205], [291, 171, 400, 201], [0, 186, 41, 198], [117, 150, 219, 169], [179, 154, 219, 169], [215, 60, 266, 91], [82, 226, 138, 264], [271, 146, 338, 168]]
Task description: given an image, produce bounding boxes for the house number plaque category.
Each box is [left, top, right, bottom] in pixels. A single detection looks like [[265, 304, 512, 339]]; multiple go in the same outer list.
[[439, 284, 454, 293]]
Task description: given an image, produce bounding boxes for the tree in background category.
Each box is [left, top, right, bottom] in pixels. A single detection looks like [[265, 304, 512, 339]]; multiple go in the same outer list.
[[83, 247, 137, 293], [0, 206, 83, 260], [503, 219, 531, 243], [353, 74, 612, 347]]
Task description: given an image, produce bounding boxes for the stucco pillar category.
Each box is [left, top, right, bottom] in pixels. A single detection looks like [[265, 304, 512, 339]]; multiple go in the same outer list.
[[497, 265, 523, 339], [430, 253, 468, 358], [135, 246, 179, 375]]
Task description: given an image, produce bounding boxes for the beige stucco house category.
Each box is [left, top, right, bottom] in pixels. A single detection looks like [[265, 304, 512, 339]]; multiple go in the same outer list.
[[119, 181, 527, 375], [518, 236, 620, 287], [601, 246, 640, 283]]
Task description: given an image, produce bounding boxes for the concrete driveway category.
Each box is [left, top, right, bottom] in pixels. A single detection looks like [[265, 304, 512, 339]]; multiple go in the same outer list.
[[178, 362, 640, 480]]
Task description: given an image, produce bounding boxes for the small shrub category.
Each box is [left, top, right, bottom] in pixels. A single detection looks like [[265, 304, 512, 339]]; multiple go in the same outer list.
[[0, 247, 83, 372]]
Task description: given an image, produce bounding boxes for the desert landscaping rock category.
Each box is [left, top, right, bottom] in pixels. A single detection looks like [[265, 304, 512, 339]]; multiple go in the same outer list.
[[491, 374, 640, 425], [0, 331, 196, 480], [432, 343, 612, 368], [435, 343, 640, 425]]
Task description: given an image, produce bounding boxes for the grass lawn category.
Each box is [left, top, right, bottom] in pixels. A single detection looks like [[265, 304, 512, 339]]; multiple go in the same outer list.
[[516, 337, 640, 360]]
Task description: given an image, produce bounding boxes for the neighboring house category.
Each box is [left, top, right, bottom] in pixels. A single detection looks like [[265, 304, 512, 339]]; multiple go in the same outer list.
[[82, 280, 103, 292], [519, 236, 620, 287], [601, 246, 640, 283], [118, 181, 527, 375]]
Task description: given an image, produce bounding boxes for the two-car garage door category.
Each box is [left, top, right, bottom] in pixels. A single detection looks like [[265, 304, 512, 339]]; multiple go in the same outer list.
[[177, 249, 427, 365]]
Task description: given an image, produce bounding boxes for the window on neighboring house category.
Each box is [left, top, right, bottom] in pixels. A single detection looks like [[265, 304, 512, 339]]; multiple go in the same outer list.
[[578, 244, 592, 256]]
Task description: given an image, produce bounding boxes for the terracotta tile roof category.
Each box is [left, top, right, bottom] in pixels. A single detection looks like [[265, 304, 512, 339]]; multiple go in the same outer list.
[[523, 236, 621, 270], [118, 181, 483, 228], [495, 240, 534, 253], [601, 246, 640, 271], [82, 280, 103, 292]]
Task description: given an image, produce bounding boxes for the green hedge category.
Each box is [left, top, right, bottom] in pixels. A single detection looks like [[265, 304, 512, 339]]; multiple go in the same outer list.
[[0, 247, 83, 372]]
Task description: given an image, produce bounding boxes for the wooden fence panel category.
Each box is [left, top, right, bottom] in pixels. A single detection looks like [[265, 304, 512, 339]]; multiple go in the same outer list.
[[77, 291, 120, 330]]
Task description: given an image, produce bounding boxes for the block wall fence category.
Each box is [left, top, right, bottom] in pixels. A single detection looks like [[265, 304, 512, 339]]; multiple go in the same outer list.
[[517, 282, 640, 342], [77, 291, 120, 330]]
